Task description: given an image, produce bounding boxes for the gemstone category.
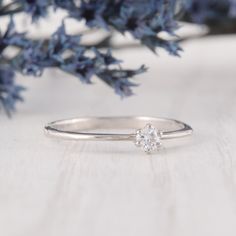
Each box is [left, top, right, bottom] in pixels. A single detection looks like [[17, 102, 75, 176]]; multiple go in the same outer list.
[[135, 123, 162, 153]]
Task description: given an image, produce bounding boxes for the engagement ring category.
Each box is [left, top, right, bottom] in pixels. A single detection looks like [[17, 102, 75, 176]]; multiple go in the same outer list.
[[45, 116, 193, 154]]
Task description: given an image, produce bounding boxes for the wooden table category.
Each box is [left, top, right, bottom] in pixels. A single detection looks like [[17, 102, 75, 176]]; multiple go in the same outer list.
[[0, 36, 236, 236]]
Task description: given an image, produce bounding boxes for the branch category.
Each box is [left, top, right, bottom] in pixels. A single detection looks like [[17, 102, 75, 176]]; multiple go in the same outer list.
[[0, 7, 23, 16]]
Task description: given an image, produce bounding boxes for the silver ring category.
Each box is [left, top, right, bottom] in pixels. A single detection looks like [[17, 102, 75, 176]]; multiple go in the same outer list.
[[44, 116, 193, 154]]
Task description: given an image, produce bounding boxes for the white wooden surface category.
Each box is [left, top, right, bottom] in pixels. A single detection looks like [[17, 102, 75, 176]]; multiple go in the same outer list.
[[0, 36, 236, 236]]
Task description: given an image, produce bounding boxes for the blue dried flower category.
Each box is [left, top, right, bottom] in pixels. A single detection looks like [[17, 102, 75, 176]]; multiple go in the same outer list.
[[48, 22, 81, 63], [16, 42, 45, 76], [0, 65, 25, 115], [15, 23, 82, 76], [111, 5, 156, 39], [67, 0, 180, 55], [61, 49, 95, 83], [73, 0, 108, 29], [93, 48, 122, 68], [2, 0, 235, 117], [185, 0, 236, 23], [20, 0, 49, 21], [0, 0, 180, 116], [0, 18, 29, 54], [97, 65, 147, 96], [142, 36, 182, 56]]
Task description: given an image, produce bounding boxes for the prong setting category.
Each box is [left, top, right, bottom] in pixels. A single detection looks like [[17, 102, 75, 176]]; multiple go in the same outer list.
[[135, 123, 162, 154]]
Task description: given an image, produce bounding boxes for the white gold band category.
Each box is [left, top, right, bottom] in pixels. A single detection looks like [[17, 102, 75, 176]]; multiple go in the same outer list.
[[45, 116, 193, 153]]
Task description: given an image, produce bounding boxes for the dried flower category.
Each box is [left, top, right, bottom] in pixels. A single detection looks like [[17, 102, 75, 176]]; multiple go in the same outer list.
[[20, 0, 49, 21], [0, 65, 25, 116], [0, 0, 236, 115], [184, 0, 236, 23]]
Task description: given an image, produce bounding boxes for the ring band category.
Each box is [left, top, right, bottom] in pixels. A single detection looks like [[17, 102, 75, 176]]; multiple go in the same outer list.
[[44, 116, 193, 153]]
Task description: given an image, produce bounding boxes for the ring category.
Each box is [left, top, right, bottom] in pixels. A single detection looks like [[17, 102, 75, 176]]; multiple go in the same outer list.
[[44, 116, 193, 154]]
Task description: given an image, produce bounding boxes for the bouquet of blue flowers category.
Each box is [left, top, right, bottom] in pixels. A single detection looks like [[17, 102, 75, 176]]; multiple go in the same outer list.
[[0, 0, 236, 116]]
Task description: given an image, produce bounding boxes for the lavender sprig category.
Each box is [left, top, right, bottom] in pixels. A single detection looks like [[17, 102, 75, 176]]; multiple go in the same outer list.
[[0, 65, 25, 116], [0, 0, 236, 115], [0, 0, 179, 114]]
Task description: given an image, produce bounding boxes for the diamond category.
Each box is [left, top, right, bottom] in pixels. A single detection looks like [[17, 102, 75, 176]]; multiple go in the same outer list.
[[135, 123, 162, 153]]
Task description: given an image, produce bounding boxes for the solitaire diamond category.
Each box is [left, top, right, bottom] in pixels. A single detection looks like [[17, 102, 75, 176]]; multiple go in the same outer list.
[[135, 123, 162, 153]]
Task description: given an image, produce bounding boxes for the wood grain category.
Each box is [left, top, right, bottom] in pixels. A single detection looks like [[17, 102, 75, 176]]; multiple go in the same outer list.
[[0, 36, 236, 236]]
